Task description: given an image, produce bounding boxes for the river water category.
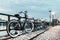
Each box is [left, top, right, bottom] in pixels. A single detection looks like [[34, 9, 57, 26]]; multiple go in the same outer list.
[[0, 26, 7, 37]]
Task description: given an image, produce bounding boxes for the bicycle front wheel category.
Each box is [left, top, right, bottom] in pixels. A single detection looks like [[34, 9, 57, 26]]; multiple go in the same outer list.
[[6, 20, 22, 38]]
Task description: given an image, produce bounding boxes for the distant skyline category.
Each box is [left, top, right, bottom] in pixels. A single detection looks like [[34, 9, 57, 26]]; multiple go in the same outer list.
[[0, 0, 60, 21]]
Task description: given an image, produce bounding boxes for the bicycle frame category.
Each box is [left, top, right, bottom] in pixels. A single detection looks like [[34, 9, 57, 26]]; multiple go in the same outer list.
[[14, 11, 28, 30]]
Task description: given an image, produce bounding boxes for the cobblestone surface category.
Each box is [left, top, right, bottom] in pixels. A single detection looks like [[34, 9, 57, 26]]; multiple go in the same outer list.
[[33, 25, 60, 40], [8, 29, 46, 40]]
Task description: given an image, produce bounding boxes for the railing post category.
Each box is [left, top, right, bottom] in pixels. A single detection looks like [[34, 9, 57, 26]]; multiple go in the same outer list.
[[6, 16, 10, 30], [8, 16, 10, 22]]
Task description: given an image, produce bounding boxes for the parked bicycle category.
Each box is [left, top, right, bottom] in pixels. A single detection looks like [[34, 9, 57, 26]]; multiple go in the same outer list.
[[6, 11, 34, 37], [32, 18, 43, 30], [30, 18, 48, 30], [28, 18, 44, 30]]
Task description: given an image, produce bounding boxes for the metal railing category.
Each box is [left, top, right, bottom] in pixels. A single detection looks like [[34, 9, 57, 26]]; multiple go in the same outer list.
[[0, 13, 17, 31], [0, 13, 17, 21]]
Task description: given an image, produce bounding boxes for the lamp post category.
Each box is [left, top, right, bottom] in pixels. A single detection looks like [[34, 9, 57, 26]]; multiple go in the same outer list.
[[49, 10, 55, 26]]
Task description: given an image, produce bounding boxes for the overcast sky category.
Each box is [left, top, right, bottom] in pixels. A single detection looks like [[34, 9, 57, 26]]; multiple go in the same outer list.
[[0, 0, 60, 20]]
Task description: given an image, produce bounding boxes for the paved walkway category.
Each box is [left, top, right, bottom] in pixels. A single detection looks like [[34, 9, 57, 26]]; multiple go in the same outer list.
[[8, 29, 46, 40], [33, 25, 60, 40]]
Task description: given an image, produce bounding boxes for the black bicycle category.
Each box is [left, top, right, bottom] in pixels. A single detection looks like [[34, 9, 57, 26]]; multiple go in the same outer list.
[[6, 11, 34, 37], [31, 18, 47, 30]]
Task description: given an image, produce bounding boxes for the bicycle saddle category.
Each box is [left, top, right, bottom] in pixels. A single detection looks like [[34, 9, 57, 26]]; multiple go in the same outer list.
[[14, 14, 20, 18]]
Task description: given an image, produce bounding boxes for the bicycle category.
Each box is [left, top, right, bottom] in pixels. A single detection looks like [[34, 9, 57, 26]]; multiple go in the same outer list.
[[6, 11, 34, 37], [31, 18, 47, 30]]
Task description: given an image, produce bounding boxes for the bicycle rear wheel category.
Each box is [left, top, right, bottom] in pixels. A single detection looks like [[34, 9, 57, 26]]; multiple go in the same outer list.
[[6, 20, 22, 38]]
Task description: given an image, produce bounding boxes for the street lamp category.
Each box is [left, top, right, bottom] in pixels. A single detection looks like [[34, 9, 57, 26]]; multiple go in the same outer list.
[[49, 10, 55, 25]]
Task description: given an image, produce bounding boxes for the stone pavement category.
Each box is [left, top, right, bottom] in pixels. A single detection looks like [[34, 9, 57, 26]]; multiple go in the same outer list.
[[8, 29, 46, 40], [33, 25, 60, 40]]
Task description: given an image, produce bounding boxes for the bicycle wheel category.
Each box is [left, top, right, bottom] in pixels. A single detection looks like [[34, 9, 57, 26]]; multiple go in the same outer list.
[[24, 22, 34, 33], [6, 19, 22, 38]]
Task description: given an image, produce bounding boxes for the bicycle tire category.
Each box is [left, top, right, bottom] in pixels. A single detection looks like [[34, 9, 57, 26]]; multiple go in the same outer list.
[[6, 19, 21, 38]]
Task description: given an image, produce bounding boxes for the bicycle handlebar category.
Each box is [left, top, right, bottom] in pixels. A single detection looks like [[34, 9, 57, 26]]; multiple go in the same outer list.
[[14, 11, 28, 19]]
